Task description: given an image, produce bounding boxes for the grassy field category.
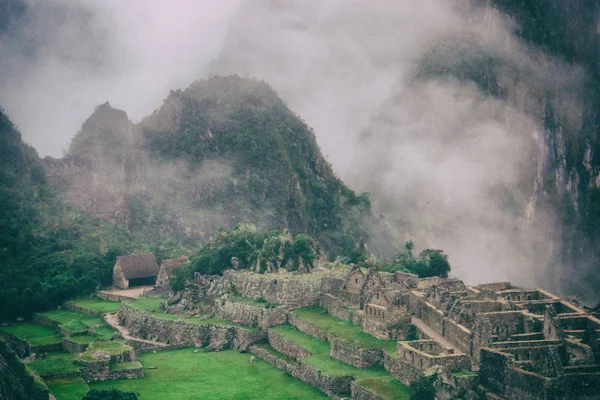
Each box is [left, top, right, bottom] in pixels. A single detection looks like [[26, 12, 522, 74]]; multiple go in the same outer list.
[[66, 298, 121, 313], [90, 348, 328, 400], [46, 377, 89, 400], [36, 309, 117, 340], [269, 325, 410, 399], [67, 335, 96, 345], [0, 323, 62, 346], [291, 307, 398, 354], [28, 352, 81, 376]]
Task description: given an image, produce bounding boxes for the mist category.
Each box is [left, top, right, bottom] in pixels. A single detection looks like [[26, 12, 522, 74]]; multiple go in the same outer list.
[[0, 0, 593, 297]]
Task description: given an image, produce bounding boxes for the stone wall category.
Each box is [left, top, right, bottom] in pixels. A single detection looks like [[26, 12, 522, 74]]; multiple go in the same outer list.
[[214, 298, 288, 330], [329, 338, 382, 368], [321, 294, 363, 325], [250, 345, 353, 397], [288, 313, 329, 340], [118, 304, 265, 351], [96, 291, 133, 302], [420, 301, 445, 334], [224, 270, 345, 308], [351, 381, 386, 400], [394, 272, 419, 289], [395, 342, 471, 385], [0, 331, 29, 358], [62, 338, 89, 354], [443, 319, 472, 355], [30, 342, 63, 355], [267, 329, 312, 359], [108, 365, 143, 381], [0, 338, 49, 400]]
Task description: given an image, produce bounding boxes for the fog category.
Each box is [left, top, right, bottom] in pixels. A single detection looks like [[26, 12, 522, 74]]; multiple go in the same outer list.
[[0, 0, 591, 295]]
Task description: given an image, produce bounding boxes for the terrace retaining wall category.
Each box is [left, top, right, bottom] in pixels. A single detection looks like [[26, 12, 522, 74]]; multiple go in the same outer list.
[[267, 329, 312, 359], [214, 299, 288, 330], [288, 313, 329, 340], [350, 381, 386, 400], [118, 304, 266, 351], [64, 303, 102, 316], [250, 345, 353, 398], [330, 338, 382, 369]]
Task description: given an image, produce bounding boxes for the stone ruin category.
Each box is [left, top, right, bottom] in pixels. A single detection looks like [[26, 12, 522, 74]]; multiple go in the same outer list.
[[138, 266, 600, 399]]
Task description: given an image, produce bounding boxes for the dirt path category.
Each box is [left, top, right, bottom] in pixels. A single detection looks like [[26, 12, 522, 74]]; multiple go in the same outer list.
[[98, 286, 153, 300], [103, 312, 167, 347]]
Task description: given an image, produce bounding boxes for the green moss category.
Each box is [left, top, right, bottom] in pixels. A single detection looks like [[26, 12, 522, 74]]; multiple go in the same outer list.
[[28, 352, 81, 375], [1, 323, 62, 346], [89, 348, 327, 399], [66, 298, 121, 314], [291, 307, 398, 353]]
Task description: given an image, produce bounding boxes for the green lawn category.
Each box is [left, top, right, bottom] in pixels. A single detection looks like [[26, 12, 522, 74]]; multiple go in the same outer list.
[[46, 377, 89, 400], [1, 323, 62, 346], [28, 352, 81, 376], [89, 348, 327, 400], [291, 307, 398, 353], [67, 298, 121, 313], [126, 297, 165, 313]]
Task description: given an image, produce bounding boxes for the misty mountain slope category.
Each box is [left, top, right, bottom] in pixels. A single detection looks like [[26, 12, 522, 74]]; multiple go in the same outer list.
[[207, 0, 600, 302], [0, 108, 149, 319], [43, 76, 373, 257]]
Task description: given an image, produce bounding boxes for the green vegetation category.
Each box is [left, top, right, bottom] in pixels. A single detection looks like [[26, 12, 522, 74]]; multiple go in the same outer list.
[[452, 370, 477, 377], [28, 352, 81, 376], [269, 325, 409, 398], [83, 388, 139, 400], [46, 377, 89, 400], [125, 298, 165, 313], [90, 348, 327, 399], [67, 298, 121, 314], [379, 242, 451, 278], [290, 307, 398, 354], [0, 323, 62, 346]]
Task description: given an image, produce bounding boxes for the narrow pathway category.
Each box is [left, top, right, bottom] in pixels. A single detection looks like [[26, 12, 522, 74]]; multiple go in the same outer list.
[[103, 312, 167, 347], [411, 316, 461, 353]]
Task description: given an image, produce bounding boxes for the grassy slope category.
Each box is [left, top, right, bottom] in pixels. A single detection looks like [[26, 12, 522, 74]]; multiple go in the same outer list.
[[90, 348, 327, 400], [66, 298, 121, 314], [46, 377, 89, 400], [291, 306, 398, 354], [28, 352, 80, 375], [0, 323, 62, 346], [269, 325, 409, 399], [36, 309, 116, 339]]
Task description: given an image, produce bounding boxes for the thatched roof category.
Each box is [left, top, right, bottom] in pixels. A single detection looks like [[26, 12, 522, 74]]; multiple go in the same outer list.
[[116, 253, 159, 279], [160, 256, 190, 274]]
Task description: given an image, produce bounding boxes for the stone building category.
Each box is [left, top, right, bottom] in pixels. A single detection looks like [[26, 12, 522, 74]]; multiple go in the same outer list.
[[156, 256, 190, 287], [112, 253, 159, 289]]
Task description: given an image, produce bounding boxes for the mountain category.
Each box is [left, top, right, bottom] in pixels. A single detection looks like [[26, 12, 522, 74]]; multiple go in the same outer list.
[[43, 75, 373, 258]]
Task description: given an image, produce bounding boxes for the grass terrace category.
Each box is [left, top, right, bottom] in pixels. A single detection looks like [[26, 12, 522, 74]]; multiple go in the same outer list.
[[67, 335, 96, 345], [110, 361, 142, 371], [90, 348, 328, 400], [66, 297, 121, 314], [0, 323, 62, 346], [37, 310, 106, 333], [46, 377, 89, 400], [291, 306, 398, 354], [79, 340, 131, 362], [28, 352, 81, 376], [269, 325, 410, 398]]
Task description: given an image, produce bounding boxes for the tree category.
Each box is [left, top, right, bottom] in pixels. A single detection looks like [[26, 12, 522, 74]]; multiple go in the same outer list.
[[83, 389, 139, 400]]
